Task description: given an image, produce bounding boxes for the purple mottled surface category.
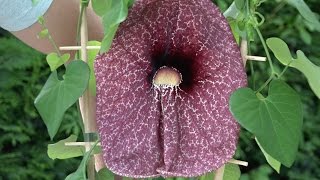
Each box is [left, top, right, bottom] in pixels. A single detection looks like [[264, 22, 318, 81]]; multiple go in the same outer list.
[[95, 0, 247, 178]]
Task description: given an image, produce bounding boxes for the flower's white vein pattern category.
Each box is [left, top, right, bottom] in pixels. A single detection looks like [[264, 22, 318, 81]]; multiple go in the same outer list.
[[95, 0, 247, 178]]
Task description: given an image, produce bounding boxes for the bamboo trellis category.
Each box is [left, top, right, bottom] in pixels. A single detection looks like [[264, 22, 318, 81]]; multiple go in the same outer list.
[[60, 3, 266, 180]]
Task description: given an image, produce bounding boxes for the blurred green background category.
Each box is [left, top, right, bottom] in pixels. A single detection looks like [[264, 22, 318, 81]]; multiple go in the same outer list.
[[0, 0, 319, 179]]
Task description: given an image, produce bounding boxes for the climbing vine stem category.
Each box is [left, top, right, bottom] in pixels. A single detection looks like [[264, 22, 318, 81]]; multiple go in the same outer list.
[[255, 74, 274, 93], [278, 59, 294, 79], [75, 0, 89, 59], [254, 26, 275, 74], [38, 19, 61, 57]]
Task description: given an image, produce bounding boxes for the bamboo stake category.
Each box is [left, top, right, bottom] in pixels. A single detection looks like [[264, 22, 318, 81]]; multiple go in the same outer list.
[[60, 46, 266, 64], [241, 39, 248, 66], [60, 3, 106, 175], [214, 165, 225, 180], [65, 142, 101, 146], [246, 55, 266, 62], [79, 4, 96, 180], [60, 46, 101, 50], [229, 159, 248, 166]]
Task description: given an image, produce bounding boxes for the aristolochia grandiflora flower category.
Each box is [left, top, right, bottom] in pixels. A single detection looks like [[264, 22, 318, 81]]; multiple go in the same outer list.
[[95, 0, 247, 178]]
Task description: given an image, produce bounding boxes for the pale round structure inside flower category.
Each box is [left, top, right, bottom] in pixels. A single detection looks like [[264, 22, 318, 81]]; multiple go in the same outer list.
[[152, 66, 182, 87], [95, 0, 247, 178]]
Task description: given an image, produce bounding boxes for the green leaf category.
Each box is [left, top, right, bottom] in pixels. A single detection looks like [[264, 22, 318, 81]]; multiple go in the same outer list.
[[87, 41, 101, 96], [34, 60, 90, 139], [199, 171, 215, 180], [256, 138, 281, 173], [97, 168, 114, 180], [223, 163, 241, 180], [127, 0, 135, 7], [92, 0, 111, 17], [224, 2, 240, 19], [38, 16, 45, 25], [199, 164, 240, 180], [235, 0, 245, 11], [65, 141, 98, 180], [46, 53, 70, 71], [37, 29, 49, 39], [267, 37, 320, 99], [32, 0, 40, 6], [100, 0, 133, 53], [287, 0, 320, 31], [100, 25, 119, 53], [266, 38, 293, 65], [102, 0, 130, 28], [297, 26, 312, 45], [230, 80, 303, 167], [47, 135, 85, 160], [227, 19, 240, 44]]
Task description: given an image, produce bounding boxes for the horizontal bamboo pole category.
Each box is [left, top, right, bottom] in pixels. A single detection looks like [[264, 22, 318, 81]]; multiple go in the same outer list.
[[65, 142, 101, 146], [229, 159, 249, 166], [246, 55, 266, 61], [59, 46, 101, 50], [60, 46, 266, 63], [66, 141, 248, 166]]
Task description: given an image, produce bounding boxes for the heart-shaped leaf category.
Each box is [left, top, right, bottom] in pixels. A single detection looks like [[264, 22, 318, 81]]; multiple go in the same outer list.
[[34, 60, 89, 139], [230, 80, 303, 167], [267, 37, 320, 99], [47, 135, 85, 160], [46, 52, 70, 71]]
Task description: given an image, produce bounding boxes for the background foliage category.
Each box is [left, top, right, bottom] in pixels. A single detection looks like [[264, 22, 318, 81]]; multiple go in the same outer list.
[[0, 0, 319, 179], [0, 31, 81, 179]]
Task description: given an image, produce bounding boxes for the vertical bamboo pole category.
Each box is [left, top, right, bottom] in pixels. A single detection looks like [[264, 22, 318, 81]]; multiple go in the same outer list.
[[241, 39, 248, 66], [79, 4, 96, 180], [214, 165, 225, 180]]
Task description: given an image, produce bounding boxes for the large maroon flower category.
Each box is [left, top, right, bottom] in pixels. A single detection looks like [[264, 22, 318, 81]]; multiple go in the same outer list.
[[95, 0, 247, 178]]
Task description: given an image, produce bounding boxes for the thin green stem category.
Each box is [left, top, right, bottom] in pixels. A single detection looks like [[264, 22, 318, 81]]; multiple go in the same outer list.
[[255, 75, 274, 93], [75, 5, 85, 59], [76, 4, 85, 46], [75, 0, 89, 60], [246, 0, 250, 17], [278, 59, 293, 78], [76, 1, 86, 134], [39, 22, 62, 57], [47, 35, 62, 56], [254, 26, 275, 74], [248, 41, 256, 90], [245, 0, 257, 90]]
